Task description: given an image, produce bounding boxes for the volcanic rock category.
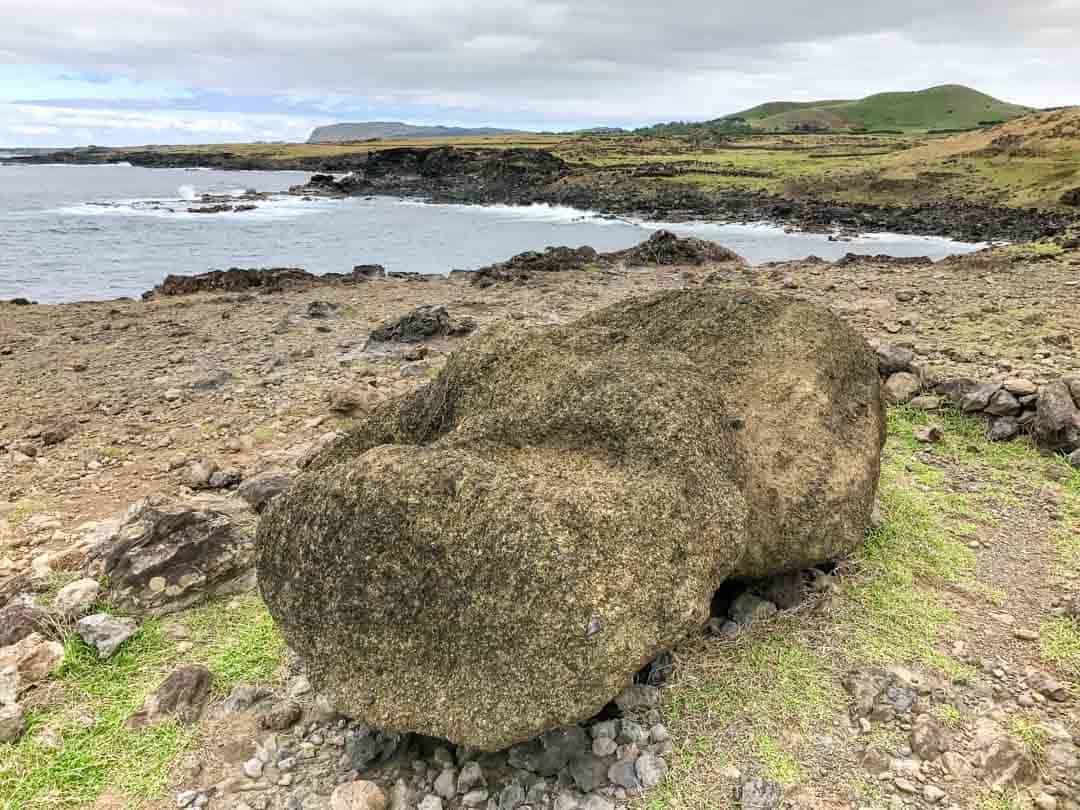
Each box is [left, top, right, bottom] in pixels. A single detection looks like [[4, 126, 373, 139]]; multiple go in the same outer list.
[[85, 496, 256, 616], [258, 289, 884, 749]]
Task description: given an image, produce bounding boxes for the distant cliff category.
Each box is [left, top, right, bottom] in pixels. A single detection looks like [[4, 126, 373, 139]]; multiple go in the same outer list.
[[307, 122, 527, 143]]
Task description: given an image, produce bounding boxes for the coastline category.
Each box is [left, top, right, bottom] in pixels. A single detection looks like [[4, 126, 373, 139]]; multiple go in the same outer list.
[[5, 147, 1074, 244]]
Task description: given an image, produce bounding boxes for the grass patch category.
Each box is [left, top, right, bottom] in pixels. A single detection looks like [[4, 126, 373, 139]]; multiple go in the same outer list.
[[1007, 714, 1049, 774], [0, 595, 285, 809], [836, 472, 970, 675], [6, 499, 47, 528], [932, 703, 963, 730], [750, 733, 803, 784], [182, 593, 285, 692], [0, 621, 195, 810], [1040, 617, 1080, 680]]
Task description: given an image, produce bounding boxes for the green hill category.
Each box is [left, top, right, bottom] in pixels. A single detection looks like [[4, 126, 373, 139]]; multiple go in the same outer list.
[[645, 85, 1032, 135]]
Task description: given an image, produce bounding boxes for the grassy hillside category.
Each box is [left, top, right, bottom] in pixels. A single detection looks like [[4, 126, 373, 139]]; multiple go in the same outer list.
[[690, 85, 1030, 133]]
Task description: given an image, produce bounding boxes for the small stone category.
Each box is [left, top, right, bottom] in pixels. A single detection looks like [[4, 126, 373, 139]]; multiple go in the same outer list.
[[76, 613, 139, 658], [457, 762, 485, 794], [52, 578, 100, 617], [635, 753, 668, 788], [729, 592, 778, 625], [434, 769, 457, 800], [1003, 378, 1038, 396], [461, 790, 489, 807], [740, 778, 782, 809], [1013, 628, 1039, 641], [649, 724, 670, 744], [417, 797, 443, 810], [895, 778, 917, 794], [987, 416, 1020, 442], [177, 790, 199, 808], [330, 780, 387, 810], [607, 758, 641, 791], [0, 703, 26, 743], [914, 425, 943, 443], [243, 758, 264, 779], [910, 395, 942, 411], [884, 372, 921, 405], [923, 785, 946, 803], [592, 737, 617, 757], [260, 699, 302, 731], [877, 344, 915, 375], [1035, 792, 1058, 810]]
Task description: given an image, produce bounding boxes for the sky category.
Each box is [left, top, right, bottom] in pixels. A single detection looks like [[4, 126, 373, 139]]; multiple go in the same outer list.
[[1, 0, 1079, 147]]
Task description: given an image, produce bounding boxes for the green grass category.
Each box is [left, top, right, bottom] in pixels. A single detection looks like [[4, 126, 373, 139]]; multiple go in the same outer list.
[[182, 593, 285, 692], [0, 622, 194, 810], [0, 594, 286, 809], [932, 703, 963, 730], [1007, 714, 1050, 774], [750, 733, 803, 784], [1040, 617, 1080, 680]]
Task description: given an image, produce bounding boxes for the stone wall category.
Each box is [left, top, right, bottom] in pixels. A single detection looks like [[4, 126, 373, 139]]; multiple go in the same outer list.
[[877, 343, 1080, 463]]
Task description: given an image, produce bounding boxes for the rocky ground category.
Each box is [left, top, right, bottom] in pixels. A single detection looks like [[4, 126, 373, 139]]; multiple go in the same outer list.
[[1, 241, 1079, 810]]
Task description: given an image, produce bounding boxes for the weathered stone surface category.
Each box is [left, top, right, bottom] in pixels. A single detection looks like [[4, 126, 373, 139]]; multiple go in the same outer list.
[[330, 780, 387, 810], [258, 290, 884, 749], [85, 496, 256, 616], [365, 305, 474, 347], [910, 714, 950, 760], [0, 631, 63, 688], [987, 416, 1020, 443], [237, 470, 294, 513], [52, 578, 100, 617], [76, 613, 138, 658], [0, 703, 26, 743], [985, 389, 1022, 417], [0, 604, 52, 648], [126, 664, 212, 729], [961, 381, 1000, 413], [876, 344, 915, 375], [740, 778, 783, 809], [1032, 381, 1080, 452], [883, 372, 921, 404]]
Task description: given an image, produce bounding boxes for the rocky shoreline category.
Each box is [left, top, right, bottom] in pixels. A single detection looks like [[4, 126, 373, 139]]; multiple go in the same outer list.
[[2, 236, 1079, 810], [7, 145, 1076, 243]]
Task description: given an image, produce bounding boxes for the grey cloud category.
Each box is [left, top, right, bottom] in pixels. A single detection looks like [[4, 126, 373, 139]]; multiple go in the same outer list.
[[2, 0, 1078, 127]]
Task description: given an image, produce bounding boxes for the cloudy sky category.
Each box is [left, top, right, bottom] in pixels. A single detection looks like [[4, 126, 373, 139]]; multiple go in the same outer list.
[[2, 0, 1078, 147]]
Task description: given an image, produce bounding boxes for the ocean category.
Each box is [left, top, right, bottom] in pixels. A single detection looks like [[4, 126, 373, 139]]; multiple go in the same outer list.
[[0, 163, 986, 304]]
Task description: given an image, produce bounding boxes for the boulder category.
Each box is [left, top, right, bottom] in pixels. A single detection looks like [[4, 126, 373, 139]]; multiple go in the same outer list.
[[608, 230, 742, 266], [365, 305, 475, 348], [258, 290, 884, 749], [85, 496, 256, 616], [1032, 381, 1080, 452], [126, 664, 212, 728]]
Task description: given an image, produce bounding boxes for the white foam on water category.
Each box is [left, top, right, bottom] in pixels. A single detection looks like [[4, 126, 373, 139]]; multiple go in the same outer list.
[[178, 184, 198, 201], [54, 194, 332, 221]]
